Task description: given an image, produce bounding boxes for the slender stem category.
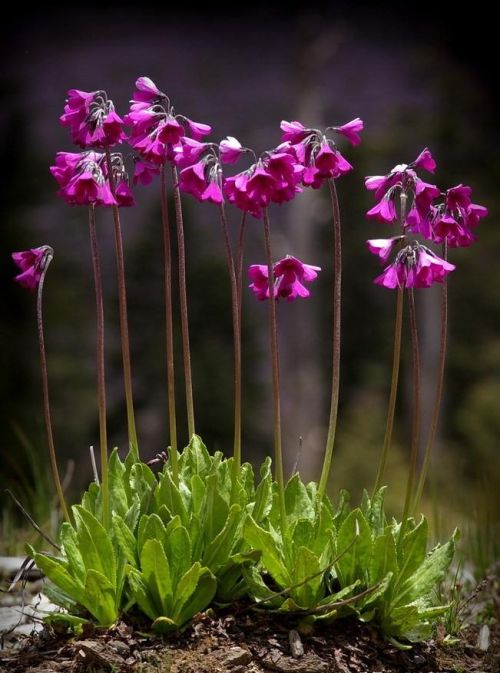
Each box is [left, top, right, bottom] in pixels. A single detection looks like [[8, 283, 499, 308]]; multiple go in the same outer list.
[[88, 205, 109, 528], [372, 287, 404, 496], [36, 250, 70, 523], [236, 211, 248, 315], [318, 179, 342, 499], [262, 208, 287, 533], [400, 288, 421, 537], [412, 243, 448, 514], [160, 164, 178, 482], [105, 149, 138, 455], [219, 203, 242, 500], [171, 165, 195, 439]]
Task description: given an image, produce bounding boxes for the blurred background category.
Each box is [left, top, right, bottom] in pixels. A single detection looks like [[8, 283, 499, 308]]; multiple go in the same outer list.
[[1, 3, 498, 572]]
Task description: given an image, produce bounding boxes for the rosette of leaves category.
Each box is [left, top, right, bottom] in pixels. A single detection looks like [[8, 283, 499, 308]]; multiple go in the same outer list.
[[328, 488, 457, 643], [29, 448, 155, 626], [242, 474, 355, 611], [152, 436, 264, 602]]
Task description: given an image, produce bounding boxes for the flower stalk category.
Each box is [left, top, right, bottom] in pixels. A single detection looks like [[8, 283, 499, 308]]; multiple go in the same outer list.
[[372, 286, 404, 496], [88, 205, 110, 528], [105, 149, 138, 455], [36, 249, 71, 523], [412, 242, 449, 514], [219, 202, 242, 501], [262, 208, 287, 533], [318, 179, 342, 500], [160, 164, 178, 482], [400, 288, 421, 539], [171, 164, 196, 440]]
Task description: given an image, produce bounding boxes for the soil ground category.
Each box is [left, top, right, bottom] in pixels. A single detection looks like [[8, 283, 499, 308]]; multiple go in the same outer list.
[[1, 608, 498, 673]]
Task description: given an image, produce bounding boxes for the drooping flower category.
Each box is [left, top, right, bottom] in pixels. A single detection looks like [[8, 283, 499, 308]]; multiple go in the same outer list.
[[366, 236, 404, 263], [248, 255, 321, 301], [60, 89, 127, 148], [12, 246, 53, 291], [50, 150, 134, 207], [127, 77, 212, 168], [332, 118, 364, 146], [273, 255, 322, 301], [373, 243, 455, 289], [248, 264, 270, 300], [365, 149, 439, 228], [220, 136, 244, 164]]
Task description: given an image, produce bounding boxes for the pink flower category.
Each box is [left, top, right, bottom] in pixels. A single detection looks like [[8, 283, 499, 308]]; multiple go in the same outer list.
[[248, 264, 270, 300], [366, 236, 403, 263], [184, 118, 212, 141], [201, 180, 223, 204], [50, 150, 133, 207], [12, 246, 53, 291], [133, 159, 160, 186], [157, 117, 184, 145], [374, 244, 455, 289], [115, 180, 135, 207], [220, 136, 244, 164], [366, 198, 397, 224], [274, 256, 321, 301], [246, 164, 277, 207], [178, 161, 207, 200], [133, 76, 164, 105], [333, 118, 364, 146], [248, 256, 321, 302], [280, 120, 310, 143], [412, 148, 436, 173], [60, 89, 126, 149]]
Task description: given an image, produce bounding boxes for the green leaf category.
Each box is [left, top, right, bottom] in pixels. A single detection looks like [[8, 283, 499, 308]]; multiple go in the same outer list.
[[112, 513, 138, 567], [203, 504, 242, 571], [181, 435, 212, 478], [396, 536, 455, 606], [369, 532, 398, 584], [108, 448, 128, 517], [84, 569, 118, 626], [396, 517, 428, 585], [156, 472, 188, 525], [173, 565, 216, 627], [216, 550, 261, 602], [332, 489, 351, 528], [138, 513, 167, 554], [335, 508, 372, 587], [73, 506, 116, 586], [165, 525, 192, 581], [126, 566, 157, 620], [252, 457, 273, 523], [31, 551, 84, 604], [291, 546, 323, 609], [285, 473, 314, 523], [205, 473, 230, 541], [43, 613, 87, 633], [81, 481, 100, 517], [242, 565, 282, 607], [140, 538, 173, 616], [190, 474, 206, 517], [59, 523, 85, 584], [243, 516, 290, 588]]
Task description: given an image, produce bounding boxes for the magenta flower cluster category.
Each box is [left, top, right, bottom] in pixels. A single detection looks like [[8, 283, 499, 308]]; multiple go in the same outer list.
[[248, 256, 321, 302], [40, 76, 487, 299], [365, 149, 488, 289]]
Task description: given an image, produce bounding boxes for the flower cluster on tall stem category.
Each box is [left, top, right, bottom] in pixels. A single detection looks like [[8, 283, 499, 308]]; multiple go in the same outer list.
[[12, 247, 71, 523], [365, 149, 487, 513], [52, 87, 138, 514], [127, 77, 209, 446]]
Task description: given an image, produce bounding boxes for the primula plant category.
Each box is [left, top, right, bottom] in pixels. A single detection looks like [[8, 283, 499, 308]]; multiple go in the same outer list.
[[10, 76, 488, 645]]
